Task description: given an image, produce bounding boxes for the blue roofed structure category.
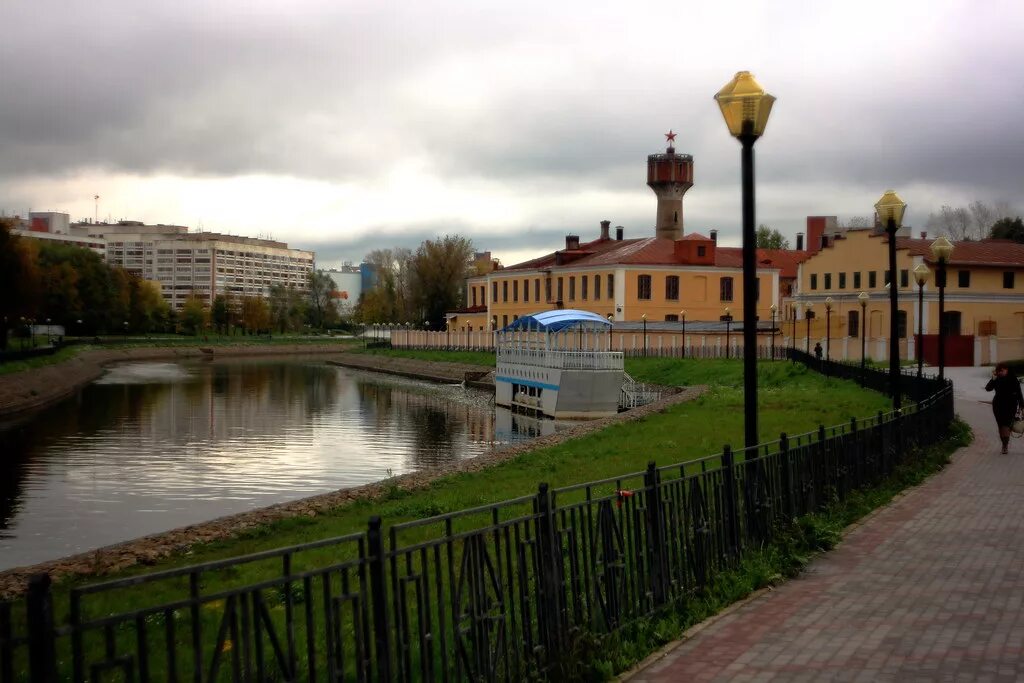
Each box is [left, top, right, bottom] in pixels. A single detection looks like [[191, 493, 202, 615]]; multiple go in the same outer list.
[[502, 309, 612, 333]]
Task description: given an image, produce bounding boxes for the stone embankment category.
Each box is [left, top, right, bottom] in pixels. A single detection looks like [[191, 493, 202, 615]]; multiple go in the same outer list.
[[0, 343, 358, 419], [0, 351, 705, 597]]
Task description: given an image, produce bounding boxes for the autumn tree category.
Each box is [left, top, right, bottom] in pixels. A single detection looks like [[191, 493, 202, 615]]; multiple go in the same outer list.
[[269, 285, 306, 332], [307, 271, 337, 329], [178, 295, 208, 335], [240, 296, 271, 333], [755, 224, 790, 249], [409, 235, 474, 329], [0, 219, 40, 350]]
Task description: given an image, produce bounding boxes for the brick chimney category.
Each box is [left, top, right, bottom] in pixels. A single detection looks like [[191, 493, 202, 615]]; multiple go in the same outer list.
[[920, 231, 927, 239], [710, 229, 718, 243], [796, 232, 804, 251], [565, 235, 580, 250], [616, 226, 624, 241], [600, 220, 611, 240]]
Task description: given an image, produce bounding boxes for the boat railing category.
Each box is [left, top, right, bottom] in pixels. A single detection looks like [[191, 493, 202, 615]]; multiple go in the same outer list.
[[497, 347, 624, 370]]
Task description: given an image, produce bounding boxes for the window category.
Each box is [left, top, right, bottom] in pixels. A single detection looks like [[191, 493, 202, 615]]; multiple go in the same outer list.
[[884, 270, 891, 286], [535, 279, 541, 302], [824, 273, 832, 289], [492, 282, 497, 302], [958, 270, 970, 288], [512, 280, 518, 302], [557, 277, 564, 301], [545, 278, 551, 302], [471, 289, 477, 307], [665, 275, 680, 300], [637, 274, 652, 300], [607, 274, 614, 300], [568, 276, 576, 300], [720, 277, 734, 302], [502, 281, 508, 302], [581, 275, 588, 300], [838, 272, 847, 289], [979, 320, 997, 336], [594, 274, 600, 300], [896, 310, 907, 338], [900, 269, 909, 288], [942, 311, 962, 335], [853, 272, 861, 289], [869, 271, 877, 288], [1004, 272, 1015, 289], [848, 310, 859, 337], [810, 274, 818, 290], [523, 279, 529, 302], [664, 314, 678, 321], [697, 245, 706, 257]]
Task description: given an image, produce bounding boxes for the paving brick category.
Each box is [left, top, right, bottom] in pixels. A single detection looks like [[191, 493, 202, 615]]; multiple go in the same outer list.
[[624, 367, 1024, 681]]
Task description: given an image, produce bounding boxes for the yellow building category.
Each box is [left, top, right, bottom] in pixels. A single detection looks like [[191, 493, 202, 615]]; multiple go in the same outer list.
[[791, 229, 1024, 365]]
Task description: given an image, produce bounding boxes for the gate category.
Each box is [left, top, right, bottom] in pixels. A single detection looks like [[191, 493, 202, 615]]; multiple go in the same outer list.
[[917, 334, 974, 367]]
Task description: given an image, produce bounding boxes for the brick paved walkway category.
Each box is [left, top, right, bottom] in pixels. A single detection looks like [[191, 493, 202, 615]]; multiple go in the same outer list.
[[627, 367, 1024, 682]]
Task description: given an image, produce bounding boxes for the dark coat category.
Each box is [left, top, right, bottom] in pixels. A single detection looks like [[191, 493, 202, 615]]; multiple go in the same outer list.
[[986, 373, 1024, 426]]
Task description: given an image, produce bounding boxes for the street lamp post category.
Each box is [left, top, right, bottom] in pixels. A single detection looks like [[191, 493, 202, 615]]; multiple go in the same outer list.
[[641, 313, 647, 358], [875, 190, 907, 410], [769, 303, 777, 360], [723, 307, 732, 359], [858, 292, 869, 372], [913, 264, 931, 379], [716, 70, 775, 449], [805, 304, 813, 353], [679, 310, 686, 359], [931, 237, 954, 382], [824, 297, 833, 360]]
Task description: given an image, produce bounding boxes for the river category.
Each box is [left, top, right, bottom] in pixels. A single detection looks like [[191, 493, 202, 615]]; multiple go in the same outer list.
[[0, 358, 562, 570]]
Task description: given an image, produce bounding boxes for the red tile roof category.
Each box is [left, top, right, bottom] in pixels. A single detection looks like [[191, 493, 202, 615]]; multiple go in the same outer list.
[[502, 235, 810, 277], [896, 237, 1024, 267]]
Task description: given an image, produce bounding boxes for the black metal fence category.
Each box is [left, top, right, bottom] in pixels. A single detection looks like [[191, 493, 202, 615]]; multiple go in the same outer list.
[[0, 356, 954, 681]]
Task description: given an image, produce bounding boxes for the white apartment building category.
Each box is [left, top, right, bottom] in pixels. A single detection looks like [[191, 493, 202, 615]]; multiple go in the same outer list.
[[15, 214, 315, 310]]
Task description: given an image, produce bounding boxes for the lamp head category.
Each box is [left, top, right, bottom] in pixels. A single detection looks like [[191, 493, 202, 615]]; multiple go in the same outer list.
[[805, 303, 813, 312], [679, 309, 686, 318], [714, 71, 775, 138], [874, 190, 907, 229], [858, 291, 869, 307], [770, 303, 778, 314], [930, 236, 954, 262], [824, 296, 834, 311], [607, 313, 613, 321], [913, 263, 931, 286]]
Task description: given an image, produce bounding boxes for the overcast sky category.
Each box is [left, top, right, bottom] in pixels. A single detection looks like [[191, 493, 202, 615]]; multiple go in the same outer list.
[[2, 0, 1022, 267]]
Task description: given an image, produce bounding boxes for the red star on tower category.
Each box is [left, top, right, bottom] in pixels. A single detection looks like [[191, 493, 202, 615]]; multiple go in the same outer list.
[[665, 130, 677, 144]]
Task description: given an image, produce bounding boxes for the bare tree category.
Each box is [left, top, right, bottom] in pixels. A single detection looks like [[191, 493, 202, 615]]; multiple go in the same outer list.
[[968, 200, 995, 240], [927, 205, 972, 240], [845, 215, 873, 228]]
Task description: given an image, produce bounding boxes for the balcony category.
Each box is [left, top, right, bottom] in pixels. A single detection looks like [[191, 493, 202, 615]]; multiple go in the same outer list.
[[497, 347, 624, 371]]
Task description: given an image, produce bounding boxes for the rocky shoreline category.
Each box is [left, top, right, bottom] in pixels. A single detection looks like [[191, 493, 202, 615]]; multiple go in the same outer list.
[[0, 352, 704, 597]]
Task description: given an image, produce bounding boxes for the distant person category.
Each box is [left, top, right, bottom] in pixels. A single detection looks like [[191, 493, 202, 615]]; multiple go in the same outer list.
[[814, 342, 823, 360], [985, 362, 1024, 454]]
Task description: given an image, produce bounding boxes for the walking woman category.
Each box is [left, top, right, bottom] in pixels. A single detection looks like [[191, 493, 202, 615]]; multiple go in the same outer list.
[[985, 362, 1024, 454]]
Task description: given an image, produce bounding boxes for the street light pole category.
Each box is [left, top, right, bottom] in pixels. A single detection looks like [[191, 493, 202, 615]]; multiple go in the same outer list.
[[805, 304, 813, 353], [723, 307, 732, 359], [769, 303, 777, 360], [931, 237, 954, 382], [858, 292, 869, 372], [716, 70, 775, 449], [875, 190, 907, 411], [824, 297, 833, 360], [680, 310, 686, 358], [641, 313, 647, 358], [913, 264, 931, 379]]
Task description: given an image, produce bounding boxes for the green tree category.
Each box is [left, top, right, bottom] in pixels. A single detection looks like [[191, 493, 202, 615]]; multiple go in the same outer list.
[[211, 295, 231, 334], [269, 285, 306, 332], [409, 235, 474, 329], [307, 271, 337, 329], [179, 295, 208, 335], [241, 296, 271, 333], [133, 280, 170, 333], [755, 224, 790, 249], [990, 217, 1024, 243], [0, 219, 40, 350]]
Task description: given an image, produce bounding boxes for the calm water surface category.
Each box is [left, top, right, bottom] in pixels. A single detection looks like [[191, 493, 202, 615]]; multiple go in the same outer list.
[[0, 358, 560, 570]]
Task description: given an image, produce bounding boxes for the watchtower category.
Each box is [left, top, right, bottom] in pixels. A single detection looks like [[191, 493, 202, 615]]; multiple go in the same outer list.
[[646, 131, 694, 241]]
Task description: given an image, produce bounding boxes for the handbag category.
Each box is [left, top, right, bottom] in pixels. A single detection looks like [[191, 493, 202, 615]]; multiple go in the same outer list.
[[1013, 410, 1024, 437]]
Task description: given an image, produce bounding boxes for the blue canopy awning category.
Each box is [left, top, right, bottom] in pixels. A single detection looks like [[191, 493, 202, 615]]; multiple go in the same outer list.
[[502, 309, 612, 333]]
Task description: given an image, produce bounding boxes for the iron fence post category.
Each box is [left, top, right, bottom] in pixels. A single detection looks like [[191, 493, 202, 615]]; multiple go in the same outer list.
[[26, 573, 57, 683], [644, 462, 668, 606], [367, 517, 392, 681], [779, 433, 793, 519], [535, 483, 564, 663], [721, 446, 740, 558]]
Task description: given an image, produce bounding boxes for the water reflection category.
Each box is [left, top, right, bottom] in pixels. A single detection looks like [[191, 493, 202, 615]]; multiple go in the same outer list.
[[0, 359, 554, 570]]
